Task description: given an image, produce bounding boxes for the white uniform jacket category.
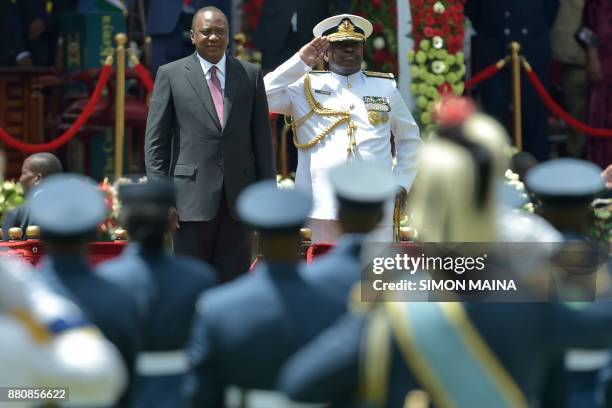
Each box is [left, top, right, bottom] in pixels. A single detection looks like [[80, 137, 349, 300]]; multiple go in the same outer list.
[[265, 53, 421, 220]]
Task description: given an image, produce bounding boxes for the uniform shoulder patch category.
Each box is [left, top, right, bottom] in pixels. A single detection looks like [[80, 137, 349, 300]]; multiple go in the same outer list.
[[363, 71, 395, 79], [309, 70, 330, 74]]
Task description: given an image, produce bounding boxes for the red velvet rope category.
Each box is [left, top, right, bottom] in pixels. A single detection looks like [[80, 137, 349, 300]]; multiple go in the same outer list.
[[134, 62, 154, 93], [0, 64, 113, 153], [523, 62, 612, 138], [464, 59, 508, 90]]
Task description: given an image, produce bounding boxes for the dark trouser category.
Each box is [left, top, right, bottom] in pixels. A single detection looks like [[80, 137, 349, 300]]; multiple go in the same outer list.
[[173, 192, 251, 282]]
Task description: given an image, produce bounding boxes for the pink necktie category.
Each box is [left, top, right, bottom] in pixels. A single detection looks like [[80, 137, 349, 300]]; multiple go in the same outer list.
[[208, 65, 224, 126]]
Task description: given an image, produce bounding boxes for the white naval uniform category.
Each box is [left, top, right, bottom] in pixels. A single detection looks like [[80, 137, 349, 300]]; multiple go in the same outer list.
[[264, 54, 421, 236]]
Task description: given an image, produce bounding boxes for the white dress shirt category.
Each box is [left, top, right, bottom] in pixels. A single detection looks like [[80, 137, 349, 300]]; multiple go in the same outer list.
[[196, 52, 226, 94], [264, 53, 422, 220]]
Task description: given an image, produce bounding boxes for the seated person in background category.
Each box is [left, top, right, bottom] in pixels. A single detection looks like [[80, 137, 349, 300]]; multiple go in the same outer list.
[[2, 152, 62, 240]]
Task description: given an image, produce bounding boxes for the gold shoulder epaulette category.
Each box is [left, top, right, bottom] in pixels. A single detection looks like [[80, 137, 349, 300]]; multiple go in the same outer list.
[[363, 71, 395, 79], [309, 70, 329, 74]]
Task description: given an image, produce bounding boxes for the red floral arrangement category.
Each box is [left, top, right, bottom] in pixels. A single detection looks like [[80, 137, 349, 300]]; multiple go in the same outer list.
[[240, 0, 265, 49], [238, 0, 399, 73], [408, 0, 466, 134], [352, 0, 398, 75], [98, 179, 120, 241], [411, 0, 465, 54]]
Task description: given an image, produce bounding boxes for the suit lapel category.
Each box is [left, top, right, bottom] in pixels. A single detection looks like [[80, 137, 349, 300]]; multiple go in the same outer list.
[[184, 53, 222, 131], [222, 56, 240, 129]]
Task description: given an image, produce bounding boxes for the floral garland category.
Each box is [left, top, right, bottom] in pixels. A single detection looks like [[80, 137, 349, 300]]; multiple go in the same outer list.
[[592, 199, 612, 245], [240, 0, 265, 50], [238, 0, 399, 73], [351, 0, 398, 75], [408, 0, 466, 135], [97, 177, 147, 241], [0, 181, 24, 223]]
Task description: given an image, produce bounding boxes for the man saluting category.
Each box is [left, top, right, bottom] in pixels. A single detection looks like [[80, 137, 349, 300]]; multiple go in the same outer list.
[[265, 14, 421, 243]]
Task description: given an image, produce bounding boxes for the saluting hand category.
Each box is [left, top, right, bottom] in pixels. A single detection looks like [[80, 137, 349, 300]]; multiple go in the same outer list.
[[299, 36, 330, 67]]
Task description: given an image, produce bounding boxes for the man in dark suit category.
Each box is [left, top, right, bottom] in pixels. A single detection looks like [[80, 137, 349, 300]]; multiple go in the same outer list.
[[3, 152, 63, 241], [29, 174, 141, 408], [254, 0, 350, 71], [147, 0, 232, 76], [144, 7, 274, 282], [184, 180, 345, 407], [466, 0, 559, 161], [96, 181, 217, 408]]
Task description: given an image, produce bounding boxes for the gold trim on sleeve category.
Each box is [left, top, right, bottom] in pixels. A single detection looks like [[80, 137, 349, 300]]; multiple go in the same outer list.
[[290, 74, 357, 158]]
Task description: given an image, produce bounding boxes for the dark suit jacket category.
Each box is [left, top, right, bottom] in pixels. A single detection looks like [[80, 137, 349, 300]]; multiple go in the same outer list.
[[185, 261, 346, 407], [144, 53, 274, 221], [146, 0, 231, 37], [254, 0, 350, 54]]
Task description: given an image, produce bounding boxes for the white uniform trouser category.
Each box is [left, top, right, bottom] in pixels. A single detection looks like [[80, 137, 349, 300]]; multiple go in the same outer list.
[[307, 199, 395, 244]]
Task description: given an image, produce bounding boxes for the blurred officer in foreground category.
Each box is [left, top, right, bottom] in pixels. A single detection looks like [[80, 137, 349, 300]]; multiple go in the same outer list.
[[432, 97, 562, 244], [264, 14, 421, 243], [30, 174, 141, 408], [526, 158, 608, 407], [2, 152, 63, 241], [278, 139, 612, 408], [302, 161, 397, 306], [527, 158, 604, 241], [0, 259, 127, 405], [185, 181, 343, 407], [96, 181, 217, 408]]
